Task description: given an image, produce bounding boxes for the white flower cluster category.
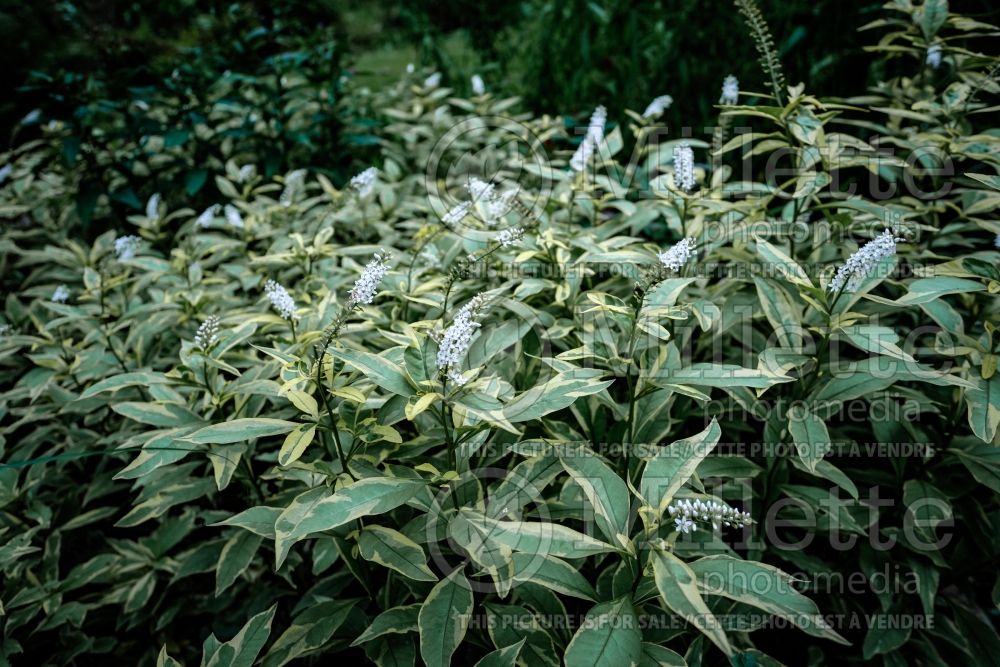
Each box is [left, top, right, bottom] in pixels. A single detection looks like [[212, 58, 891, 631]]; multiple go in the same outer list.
[[668, 498, 752, 534], [471, 74, 485, 96], [642, 95, 673, 118], [146, 193, 161, 219], [828, 229, 900, 293], [348, 251, 392, 306], [570, 105, 607, 172], [52, 285, 70, 303], [436, 293, 489, 385], [442, 200, 471, 227], [926, 44, 942, 68], [264, 279, 298, 320], [196, 205, 220, 228], [194, 315, 221, 350], [424, 72, 442, 88], [673, 142, 696, 192], [467, 177, 518, 226], [351, 167, 378, 197], [114, 235, 142, 260], [238, 164, 256, 182], [658, 237, 696, 272], [280, 169, 308, 206], [495, 227, 524, 248], [0, 164, 12, 183], [720, 75, 740, 104], [224, 204, 244, 228]]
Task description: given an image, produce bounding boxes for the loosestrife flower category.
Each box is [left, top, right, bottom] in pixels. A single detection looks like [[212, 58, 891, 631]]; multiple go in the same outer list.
[[436, 293, 489, 385], [673, 142, 696, 193], [224, 204, 244, 228], [52, 285, 70, 303], [570, 105, 607, 172], [146, 193, 161, 219], [471, 74, 485, 96], [114, 235, 142, 260], [0, 164, 13, 183], [196, 205, 219, 228], [280, 169, 308, 206], [443, 200, 471, 227], [406, 63, 415, 74], [424, 72, 442, 88], [347, 251, 392, 306], [495, 227, 524, 248], [828, 229, 901, 293], [238, 164, 256, 182], [720, 75, 739, 104], [194, 315, 221, 350], [467, 178, 518, 226], [926, 44, 942, 68], [351, 167, 378, 197], [642, 95, 674, 118], [0, 323, 10, 336], [264, 279, 298, 320], [667, 498, 752, 534], [657, 237, 697, 272]]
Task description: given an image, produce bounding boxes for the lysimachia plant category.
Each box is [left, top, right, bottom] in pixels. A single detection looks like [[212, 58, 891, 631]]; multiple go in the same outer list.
[[1, 1, 998, 666]]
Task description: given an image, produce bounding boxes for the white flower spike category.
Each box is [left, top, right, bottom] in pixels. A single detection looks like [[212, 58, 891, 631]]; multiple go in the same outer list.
[[194, 315, 221, 350], [673, 142, 696, 193], [351, 167, 378, 197], [52, 285, 70, 303], [196, 205, 219, 228], [642, 95, 674, 118], [264, 279, 298, 321], [436, 293, 490, 385], [146, 193, 161, 219], [347, 251, 392, 306], [495, 227, 524, 248], [114, 235, 142, 261], [667, 498, 752, 533], [658, 237, 697, 272], [471, 74, 485, 96], [720, 75, 739, 104], [224, 204, 244, 229], [828, 229, 901, 293]]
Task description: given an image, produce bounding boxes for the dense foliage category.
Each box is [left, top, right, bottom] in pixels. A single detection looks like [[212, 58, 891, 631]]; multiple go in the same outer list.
[[1, 1, 1000, 665]]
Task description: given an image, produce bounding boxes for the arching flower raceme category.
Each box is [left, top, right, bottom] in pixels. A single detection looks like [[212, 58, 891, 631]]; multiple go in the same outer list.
[[347, 251, 392, 306], [264, 279, 298, 320], [642, 95, 674, 118], [672, 142, 696, 193], [436, 293, 490, 385], [351, 167, 378, 197], [280, 169, 308, 206], [926, 44, 942, 68], [194, 315, 221, 350], [570, 105, 607, 172], [224, 204, 244, 228], [467, 178, 518, 226], [424, 72, 442, 88], [828, 229, 901, 293], [146, 193, 161, 219], [471, 74, 485, 96], [443, 200, 471, 228], [495, 227, 524, 248], [52, 285, 70, 303], [667, 499, 752, 534], [114, 235, 142, 260], [657, 237, 697, 272], [238, 164, 256, 182], [196, 205, 220, 228], [719, 75, 740, 104]]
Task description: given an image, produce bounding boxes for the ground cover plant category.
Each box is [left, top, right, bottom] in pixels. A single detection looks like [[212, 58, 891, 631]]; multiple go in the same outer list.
[[1, 0, 999, 665]]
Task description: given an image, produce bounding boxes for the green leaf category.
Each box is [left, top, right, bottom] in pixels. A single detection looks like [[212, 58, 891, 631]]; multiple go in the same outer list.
[[640, 419, 721, 515], [651, 550, 732, 656], [334, 346, 415, 397], [203, 604, 277, 667], [80, 371, 171, 398], [260, 600, 357, 667], [418, 568, 474, 667], [500, 372, 614, 423], [112, 401, 203, 427], [965, 374, 1000, 442], [689, 555, 847, 644], [894, 277, 984, 306], [638, 643, 686, 666], [187, 418, 299, 444], [787, 406, 831, 473], [510, 553, 597, 601], [459, 510, 618, 559], [278, 424, 317, 466], [564, 596, 642, 667], [351, 604, 420, 646], [216, 530, 263, 595], [473, 639, 525, 667], [659, 365, 794, 389], [754, 237, 812, 287], [358, 525, 437, 582], [212, 506, 282, 540], [274, 478, 425, 568], [916, 0, 949, 40], [754, 278, 800, 348], [951, 440, 1000, 493], [560, 448, 631, 547]]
